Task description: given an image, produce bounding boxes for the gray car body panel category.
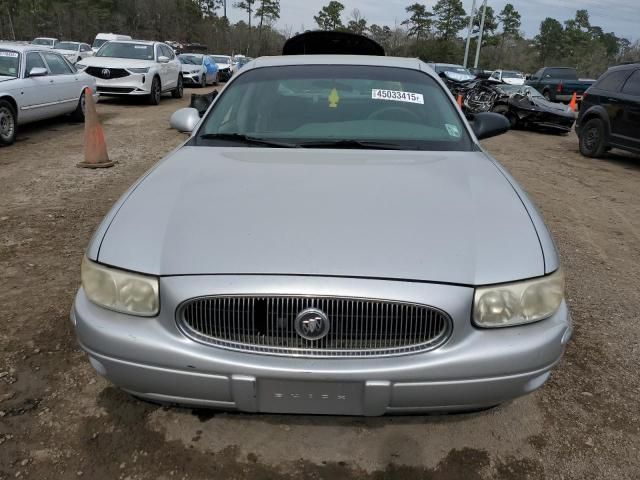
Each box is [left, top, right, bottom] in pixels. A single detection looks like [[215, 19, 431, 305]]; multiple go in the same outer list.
[[76, 54, 569, 415], [96, 146, 545, 285]]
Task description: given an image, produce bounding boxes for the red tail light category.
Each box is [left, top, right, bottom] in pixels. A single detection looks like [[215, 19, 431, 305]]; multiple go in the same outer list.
[[556, 82, 563, 93]]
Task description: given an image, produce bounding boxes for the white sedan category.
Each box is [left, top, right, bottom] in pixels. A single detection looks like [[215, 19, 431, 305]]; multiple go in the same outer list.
[[77, 40, 183, 105], [0, 43, 98, 146], [54, 41, 94, 64], [489, 70, 526, 86]]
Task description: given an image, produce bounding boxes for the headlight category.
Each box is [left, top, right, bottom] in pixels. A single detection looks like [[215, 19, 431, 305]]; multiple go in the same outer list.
[[81, 257, 159, 316], [128, 67, 150, 74], [473, 269, 564, 328], [76, 63, 87, 70]]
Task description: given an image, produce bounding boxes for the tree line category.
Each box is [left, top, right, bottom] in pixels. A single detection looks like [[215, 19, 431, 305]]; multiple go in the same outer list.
[[1, 0, 638, 76]]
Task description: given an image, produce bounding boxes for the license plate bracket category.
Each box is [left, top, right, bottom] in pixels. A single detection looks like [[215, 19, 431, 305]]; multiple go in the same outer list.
[[257, 379, 364, 415]]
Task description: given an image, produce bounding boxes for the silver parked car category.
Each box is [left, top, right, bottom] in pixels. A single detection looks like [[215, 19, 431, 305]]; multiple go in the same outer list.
[[72, 54, 571, 416], [0, 43, 99, 146]]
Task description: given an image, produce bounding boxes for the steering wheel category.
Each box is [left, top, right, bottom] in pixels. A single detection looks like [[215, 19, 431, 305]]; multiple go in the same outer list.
[[368, 106, 422, 122]]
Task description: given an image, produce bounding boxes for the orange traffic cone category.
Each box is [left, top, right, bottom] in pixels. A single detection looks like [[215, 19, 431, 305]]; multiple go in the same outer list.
[[77, 87, 115, 168], [568, 92, 578, 112], [456, 94, 463, 109]]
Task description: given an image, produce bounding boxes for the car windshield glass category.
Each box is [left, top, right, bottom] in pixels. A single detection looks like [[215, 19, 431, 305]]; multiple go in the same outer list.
[[0, 50, 20, 78], [32, 39, 53, 46], [55, 42, 80, 51], [96, 42, 154, 60], [197, 65, 472, 151], [179, 54, 202, 65], [212, 56, 230, 64], [93, 39, 108, 49], [502, 71, 523, 79]]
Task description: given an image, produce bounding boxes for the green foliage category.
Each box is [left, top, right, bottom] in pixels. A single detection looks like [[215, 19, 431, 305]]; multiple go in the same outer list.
[[432, 0, 466, 40], [498, 3, 521, 37], [402, 3, 433, 41], [314, 1, 345, 31]]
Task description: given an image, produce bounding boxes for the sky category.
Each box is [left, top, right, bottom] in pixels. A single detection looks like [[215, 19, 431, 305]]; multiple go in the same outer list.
[[227, 0, 639, 41]]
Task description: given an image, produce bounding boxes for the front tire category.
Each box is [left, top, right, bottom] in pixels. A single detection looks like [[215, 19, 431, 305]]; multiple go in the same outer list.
[[492, 105, 517, 128], [71, 90, 86, 122], [579, 118, 607, 158], [0, 99, 17, 146], [172, 75, 184, 99], [148, 77, 162, 105]]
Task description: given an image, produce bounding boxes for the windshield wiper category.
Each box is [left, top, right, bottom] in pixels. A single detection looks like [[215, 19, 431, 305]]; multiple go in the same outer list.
[[297, 139, 413, 150], [198, 133, 299, 148]]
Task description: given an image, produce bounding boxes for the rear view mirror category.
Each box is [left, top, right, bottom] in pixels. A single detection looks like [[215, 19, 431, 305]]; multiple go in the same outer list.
[[28, 67, 48, 77], [170, 108, 200, 133], [471, 112, 510, 140]]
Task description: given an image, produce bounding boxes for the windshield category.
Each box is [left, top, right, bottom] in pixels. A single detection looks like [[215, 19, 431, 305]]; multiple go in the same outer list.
[[32, 38, 55, 46], [212, 56, 230, 64], [179, 54, 203, 65], [0, 50, 20, 78], [502, 71, 523, 79], [93, 38, 109, 49], [96, 42, 154, 60], [197, 65, 472, 151], [55, 42, 80, 51], [436, 65, 469, 75]]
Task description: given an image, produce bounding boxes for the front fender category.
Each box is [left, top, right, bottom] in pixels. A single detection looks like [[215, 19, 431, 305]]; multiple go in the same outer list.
[[577, 105, 610, 137]]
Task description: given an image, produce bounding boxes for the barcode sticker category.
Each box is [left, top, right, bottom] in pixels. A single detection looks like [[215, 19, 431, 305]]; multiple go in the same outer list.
[[372, 89, 424, 104]]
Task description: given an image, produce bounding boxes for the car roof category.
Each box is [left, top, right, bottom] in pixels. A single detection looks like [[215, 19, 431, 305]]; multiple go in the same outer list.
[[109, 40, 158, 46], [250, 55, 424, 71], [34, 37, 57, 40], [0, 42, 51, 53], [607, 62, 640, 72]]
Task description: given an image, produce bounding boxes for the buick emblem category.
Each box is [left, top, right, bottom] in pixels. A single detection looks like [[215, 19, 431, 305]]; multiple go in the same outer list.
[[101, 68, 111, 78], [294, 308, 330, 341]]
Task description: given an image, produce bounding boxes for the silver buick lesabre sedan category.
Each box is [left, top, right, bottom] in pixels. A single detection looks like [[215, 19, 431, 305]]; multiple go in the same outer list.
[[72, 54, 572, 416]]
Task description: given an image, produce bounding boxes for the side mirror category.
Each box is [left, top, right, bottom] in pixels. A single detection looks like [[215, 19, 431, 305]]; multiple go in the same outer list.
[[471, 112, 510, 140], [28, 67, 48, 77], [170, 107, 200, 133], [158, 55, 170, 63]]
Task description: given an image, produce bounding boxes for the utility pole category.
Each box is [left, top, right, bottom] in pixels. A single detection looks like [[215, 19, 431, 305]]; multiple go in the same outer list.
[[223, 0, 227, 18], [473, 0, 488, 68], [463, 0, 476, 68]]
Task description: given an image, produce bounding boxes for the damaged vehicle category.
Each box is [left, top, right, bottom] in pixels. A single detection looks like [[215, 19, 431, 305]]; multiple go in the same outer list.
[[447, 78, 576, 132]]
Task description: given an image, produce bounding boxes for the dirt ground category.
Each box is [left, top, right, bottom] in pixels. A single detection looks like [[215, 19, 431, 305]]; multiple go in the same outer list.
[[1, 87, 639, 480]]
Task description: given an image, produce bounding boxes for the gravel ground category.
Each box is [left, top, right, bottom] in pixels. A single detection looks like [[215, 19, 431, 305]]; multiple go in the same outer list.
[[0, 88, 639, 479]]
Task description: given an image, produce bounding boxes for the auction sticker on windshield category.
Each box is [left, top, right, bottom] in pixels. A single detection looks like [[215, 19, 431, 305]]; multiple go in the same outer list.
[[372, 89, 424, 104], [0, 51, 19, 57]]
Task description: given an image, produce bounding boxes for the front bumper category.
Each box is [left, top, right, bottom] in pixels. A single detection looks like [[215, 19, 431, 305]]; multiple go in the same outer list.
[[72, 275, 572, 415], [182, 71, 201, 85], [93, 73, 151, 96]]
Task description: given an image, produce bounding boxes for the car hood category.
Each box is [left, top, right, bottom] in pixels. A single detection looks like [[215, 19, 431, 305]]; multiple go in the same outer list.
[[502, 78, 525, 85], [97, 147, 545, 285], [181, 65, 201, 72], [0, 75, 15, 83], [79, 57, 155, 68], [55, 49, 77, 55]]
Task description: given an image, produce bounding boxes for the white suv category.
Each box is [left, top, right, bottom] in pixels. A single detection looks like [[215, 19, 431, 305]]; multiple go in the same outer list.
[[77, 40, 182, 105]]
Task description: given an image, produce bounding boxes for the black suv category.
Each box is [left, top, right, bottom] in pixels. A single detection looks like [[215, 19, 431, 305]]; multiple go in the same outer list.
[[576, 63, 640, 158]]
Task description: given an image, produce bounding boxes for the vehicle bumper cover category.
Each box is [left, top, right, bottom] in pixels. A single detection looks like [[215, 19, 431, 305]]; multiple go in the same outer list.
[[94, 74, 150, 95], [72, 275, 572, 415]]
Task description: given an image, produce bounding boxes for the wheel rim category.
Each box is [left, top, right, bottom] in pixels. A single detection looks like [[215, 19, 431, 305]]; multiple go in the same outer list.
[[584, 126, 599, 151], [0, 106, 15, 141], [179, 77, 183, 96], [80, 93, 86, 115], [154, 81, 160, 102]]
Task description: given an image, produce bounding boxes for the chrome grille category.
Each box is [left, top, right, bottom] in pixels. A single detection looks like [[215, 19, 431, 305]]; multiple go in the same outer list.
[[177, 296, 452, 357]]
